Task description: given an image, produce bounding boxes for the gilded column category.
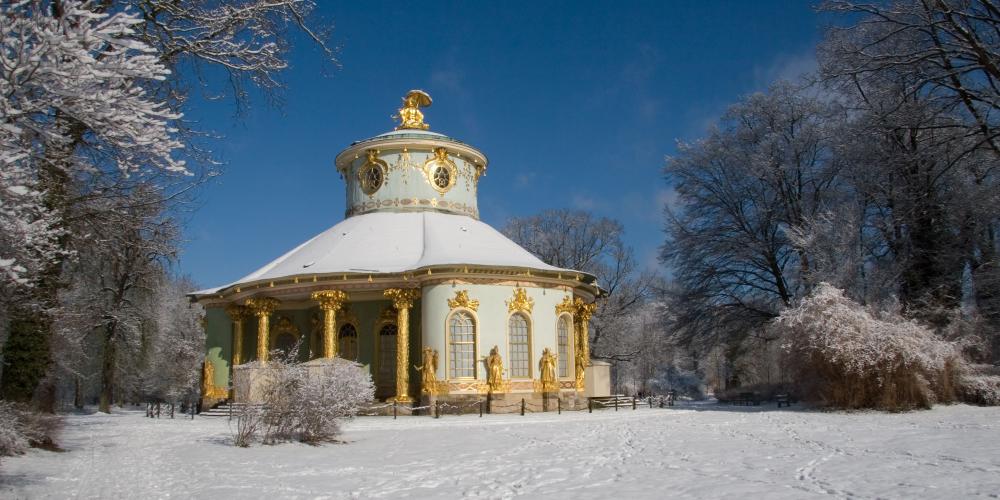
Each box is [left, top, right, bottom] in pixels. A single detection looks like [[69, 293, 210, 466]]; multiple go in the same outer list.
[[311, 290, 348, 358], [573, 298, 596, 390], [245, 297, 280, 363], [226, 305, 250, 366], [384, 288, 420, 403]]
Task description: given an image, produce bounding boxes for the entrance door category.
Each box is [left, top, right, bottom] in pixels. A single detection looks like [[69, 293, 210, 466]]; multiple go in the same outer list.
[[376, 324, 398, 399]]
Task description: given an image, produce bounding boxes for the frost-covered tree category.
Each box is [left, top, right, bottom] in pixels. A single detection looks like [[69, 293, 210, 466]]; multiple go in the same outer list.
[[662, 83, 846, 348], [0, 0, 335, 409], [821, 0, 1000, 352]]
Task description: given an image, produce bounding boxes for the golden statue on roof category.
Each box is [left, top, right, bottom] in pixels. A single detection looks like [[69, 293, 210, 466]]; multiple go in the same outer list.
[[393, 90, 432, 130]]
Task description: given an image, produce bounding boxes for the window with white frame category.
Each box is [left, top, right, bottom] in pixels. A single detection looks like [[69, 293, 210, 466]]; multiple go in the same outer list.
[[448, 311, 476, 378], [558, 315, 571, 378], [508, 313, 530, 378]]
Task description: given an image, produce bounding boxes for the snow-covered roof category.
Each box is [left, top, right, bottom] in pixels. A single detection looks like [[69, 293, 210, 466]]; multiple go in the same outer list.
[[194, 211, 586, 296]]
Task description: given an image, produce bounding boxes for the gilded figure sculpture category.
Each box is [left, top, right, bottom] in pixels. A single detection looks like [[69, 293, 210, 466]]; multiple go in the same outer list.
[[414, 347, 439, 394], [540, 348, 557, 392], [486, 345, 504, 393], [201, 358, 226, 399], [202, 358, 214, 395], [393, 90, 432, 130]]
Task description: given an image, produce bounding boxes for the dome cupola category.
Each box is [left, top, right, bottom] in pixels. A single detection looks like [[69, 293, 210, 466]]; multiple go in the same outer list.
[[334, 90, 488, 219]]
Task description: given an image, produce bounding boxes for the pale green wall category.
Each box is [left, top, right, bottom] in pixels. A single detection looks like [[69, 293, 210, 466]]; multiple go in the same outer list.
[[204, 307, 231, 389], [421, 284, 573, 382], [344, 149, 481, 217], [204, 300, 425, 391]]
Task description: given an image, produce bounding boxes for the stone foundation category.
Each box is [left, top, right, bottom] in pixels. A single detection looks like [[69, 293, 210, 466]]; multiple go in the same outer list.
[[416, 390, 584, 414]]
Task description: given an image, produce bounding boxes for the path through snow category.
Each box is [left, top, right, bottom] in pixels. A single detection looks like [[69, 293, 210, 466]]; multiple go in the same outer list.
[[1, 404, 999, 499]]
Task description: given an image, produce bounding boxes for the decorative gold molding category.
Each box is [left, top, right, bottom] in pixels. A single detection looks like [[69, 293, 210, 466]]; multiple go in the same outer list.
[[573, 298, 597, 390], [346, 197, 478, 218], [384, 288, 420, 309], [311, 290, 348, 312], [506, 287, 534, 314], [555, 295, 575, 315], [245, 297, 280, 316], [423, 147, 457, 194], [447, 289, 480, 311]]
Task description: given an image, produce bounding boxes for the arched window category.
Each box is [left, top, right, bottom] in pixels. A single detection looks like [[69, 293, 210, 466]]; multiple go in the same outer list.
[[558, 315, 572, 378], [508, 313, 530, 378], [448, 311, 476, 378], [338, 323, 358, 361], [376, 323, 397, 389]]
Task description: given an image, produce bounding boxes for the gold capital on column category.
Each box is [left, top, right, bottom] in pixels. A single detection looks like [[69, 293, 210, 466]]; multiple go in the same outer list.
[[311, 290, 348, 359], [573, 298, 596, 390], [384, 288, 420, 403], [245, 297, 280, 363], [226, 304, 250, 366]]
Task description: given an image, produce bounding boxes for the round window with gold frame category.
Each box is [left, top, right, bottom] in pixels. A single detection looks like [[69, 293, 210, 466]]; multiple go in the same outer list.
[[423, 147, 457, 194], [359, 149, 388, 197]]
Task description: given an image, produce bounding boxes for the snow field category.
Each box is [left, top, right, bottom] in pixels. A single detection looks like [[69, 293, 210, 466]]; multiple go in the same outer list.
[[2, 404, 999, 499]]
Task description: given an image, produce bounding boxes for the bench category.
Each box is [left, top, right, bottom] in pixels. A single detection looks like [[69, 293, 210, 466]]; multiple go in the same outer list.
[[776, 393, 791, 408]]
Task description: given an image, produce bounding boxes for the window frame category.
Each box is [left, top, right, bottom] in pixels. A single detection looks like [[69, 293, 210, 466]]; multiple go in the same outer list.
[[506, 312, 533, 379], [337, 322, 359, 361], [556, 313, 574, 379], [446, 308, 478, 380]]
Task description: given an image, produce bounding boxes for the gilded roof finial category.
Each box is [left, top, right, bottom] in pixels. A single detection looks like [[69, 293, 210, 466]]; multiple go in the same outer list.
[[393, 90, 432, 130]]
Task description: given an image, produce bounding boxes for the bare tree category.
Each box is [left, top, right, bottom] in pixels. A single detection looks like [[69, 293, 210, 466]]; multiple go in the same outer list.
[[662, 83, 847, 349]]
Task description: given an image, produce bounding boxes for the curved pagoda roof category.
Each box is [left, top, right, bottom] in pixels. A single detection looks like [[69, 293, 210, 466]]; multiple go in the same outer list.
[[191, 91, 599, 302]]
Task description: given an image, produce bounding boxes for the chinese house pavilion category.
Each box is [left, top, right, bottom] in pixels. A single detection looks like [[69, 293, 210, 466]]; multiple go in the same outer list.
[[191, 91, 605, 412]]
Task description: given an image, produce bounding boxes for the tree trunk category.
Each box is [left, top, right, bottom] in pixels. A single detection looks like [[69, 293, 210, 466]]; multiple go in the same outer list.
[[99, 322, 117, 414], [74, 376, 84, 409]]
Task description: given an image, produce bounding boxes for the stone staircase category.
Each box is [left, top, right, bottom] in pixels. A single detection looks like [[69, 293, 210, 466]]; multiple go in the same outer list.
[[200, 402, 236, 418]]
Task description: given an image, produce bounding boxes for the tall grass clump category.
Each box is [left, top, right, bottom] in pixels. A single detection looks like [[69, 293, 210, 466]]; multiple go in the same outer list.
[[777, 283, 962, 411]]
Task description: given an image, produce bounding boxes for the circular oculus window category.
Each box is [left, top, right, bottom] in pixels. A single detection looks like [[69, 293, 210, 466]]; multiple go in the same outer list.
[[360, 164, 384, 194]]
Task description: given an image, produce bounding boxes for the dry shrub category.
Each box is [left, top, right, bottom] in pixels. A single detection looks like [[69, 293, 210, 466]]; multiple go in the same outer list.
[[777, 283, 962, 411], [0, 401, 62, 463], [230, 351, 374, 447]]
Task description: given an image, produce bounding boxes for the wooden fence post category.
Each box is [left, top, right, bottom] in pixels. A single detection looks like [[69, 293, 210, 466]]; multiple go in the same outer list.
[[632, 396, 637, 410], [588, 399, 593, 413]]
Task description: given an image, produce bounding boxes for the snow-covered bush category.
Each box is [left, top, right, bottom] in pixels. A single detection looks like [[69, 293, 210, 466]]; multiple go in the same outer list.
[[958, 375, 1000, 406], [0, 402, 61, 464], [231, 353, 374, 447], [296, 360, 375, 444], [648, 365, 706, 400], [957, 365, 1000, 406], [777, 283, 962, 410]]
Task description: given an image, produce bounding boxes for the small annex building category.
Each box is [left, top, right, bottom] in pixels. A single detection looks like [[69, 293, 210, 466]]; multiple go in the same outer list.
[[190, 91, 604, 412]]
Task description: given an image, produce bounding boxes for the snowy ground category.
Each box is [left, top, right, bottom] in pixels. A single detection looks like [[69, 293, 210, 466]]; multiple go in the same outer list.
[[1, 403, 999, 499]]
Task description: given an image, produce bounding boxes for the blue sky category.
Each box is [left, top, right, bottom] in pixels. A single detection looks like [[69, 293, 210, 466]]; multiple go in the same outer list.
[[178, 1, 829, 288]]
